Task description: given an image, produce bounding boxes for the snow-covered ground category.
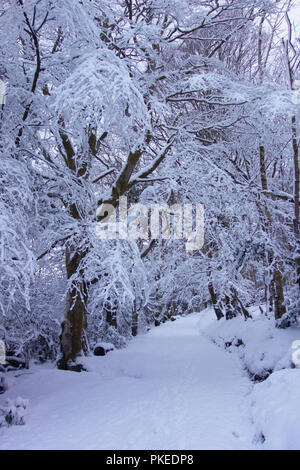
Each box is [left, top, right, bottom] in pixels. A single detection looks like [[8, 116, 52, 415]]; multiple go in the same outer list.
[[251, 369, 300, 450], [202, 308, 300, 449], [203, 306, 300, 380], [0, 309, 299, 450]]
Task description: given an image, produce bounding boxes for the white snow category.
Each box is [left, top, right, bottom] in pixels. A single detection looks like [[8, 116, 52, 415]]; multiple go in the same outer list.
[[202, 308, 300, 449], [0, 311, 257, 450], [251, 369, 300, 450], [1, 309, 299, 450], [203, 308, 300, 380]]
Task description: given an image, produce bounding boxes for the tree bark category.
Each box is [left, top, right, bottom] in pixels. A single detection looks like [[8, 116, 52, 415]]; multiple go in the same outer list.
[[208, 282, 224, 320], [259, 144, 287, 323], [291, 115, 300, 289], [58, 248, 88, 370], [131, 300, 138, 337], [105, 297, 117, 329], [273, 268, 286, 324]]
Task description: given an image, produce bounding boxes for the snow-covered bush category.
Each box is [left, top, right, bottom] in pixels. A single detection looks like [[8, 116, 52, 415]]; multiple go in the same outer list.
[[0, 397, 28, 427], [203, 307, 300, 381]]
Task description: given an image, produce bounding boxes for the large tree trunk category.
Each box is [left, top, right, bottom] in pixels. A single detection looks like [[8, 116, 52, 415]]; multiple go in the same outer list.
[[57, 127, 90, 370], [58, 248, 88, 371]]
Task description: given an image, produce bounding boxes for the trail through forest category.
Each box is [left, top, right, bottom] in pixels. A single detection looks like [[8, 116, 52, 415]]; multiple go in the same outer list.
[[0, 311, 258, 450]]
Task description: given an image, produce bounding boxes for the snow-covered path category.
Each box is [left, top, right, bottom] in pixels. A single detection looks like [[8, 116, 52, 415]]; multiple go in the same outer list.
[[0, 312, 257, 450]]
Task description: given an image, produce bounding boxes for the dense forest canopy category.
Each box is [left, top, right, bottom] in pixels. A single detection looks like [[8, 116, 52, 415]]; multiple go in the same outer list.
[[0, 0, 299, 372]]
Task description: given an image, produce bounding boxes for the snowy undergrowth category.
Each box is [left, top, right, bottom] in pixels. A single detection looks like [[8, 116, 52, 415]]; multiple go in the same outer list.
[[0, 397, 28, 427], [199, 307, 300, 449], [202, 306, 300, 381], [251, 368, 300, 450]]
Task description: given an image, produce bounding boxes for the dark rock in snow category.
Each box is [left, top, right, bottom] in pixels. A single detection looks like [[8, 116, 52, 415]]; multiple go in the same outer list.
[[93, 343, 114, 356], [94, 346, 106, 356]]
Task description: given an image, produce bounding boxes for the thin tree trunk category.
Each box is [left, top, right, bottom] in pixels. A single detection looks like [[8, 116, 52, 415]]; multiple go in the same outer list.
[[105, 297, 117, 329], [208, 282, 224, 320], [259, 144, 286, 322], [291, 115, 300, 289], [132, 300, 138, 336], [273, 268, 286, 323]]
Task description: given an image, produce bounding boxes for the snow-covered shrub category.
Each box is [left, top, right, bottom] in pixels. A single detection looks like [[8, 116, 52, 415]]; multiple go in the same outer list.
[[0, 397, 28, 427], [1, 312, 61, 369], [86, 237, 149, 347], [203, 307, 300, 381], [0, 155, 34, 317], [283, 285, 300, 327]]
